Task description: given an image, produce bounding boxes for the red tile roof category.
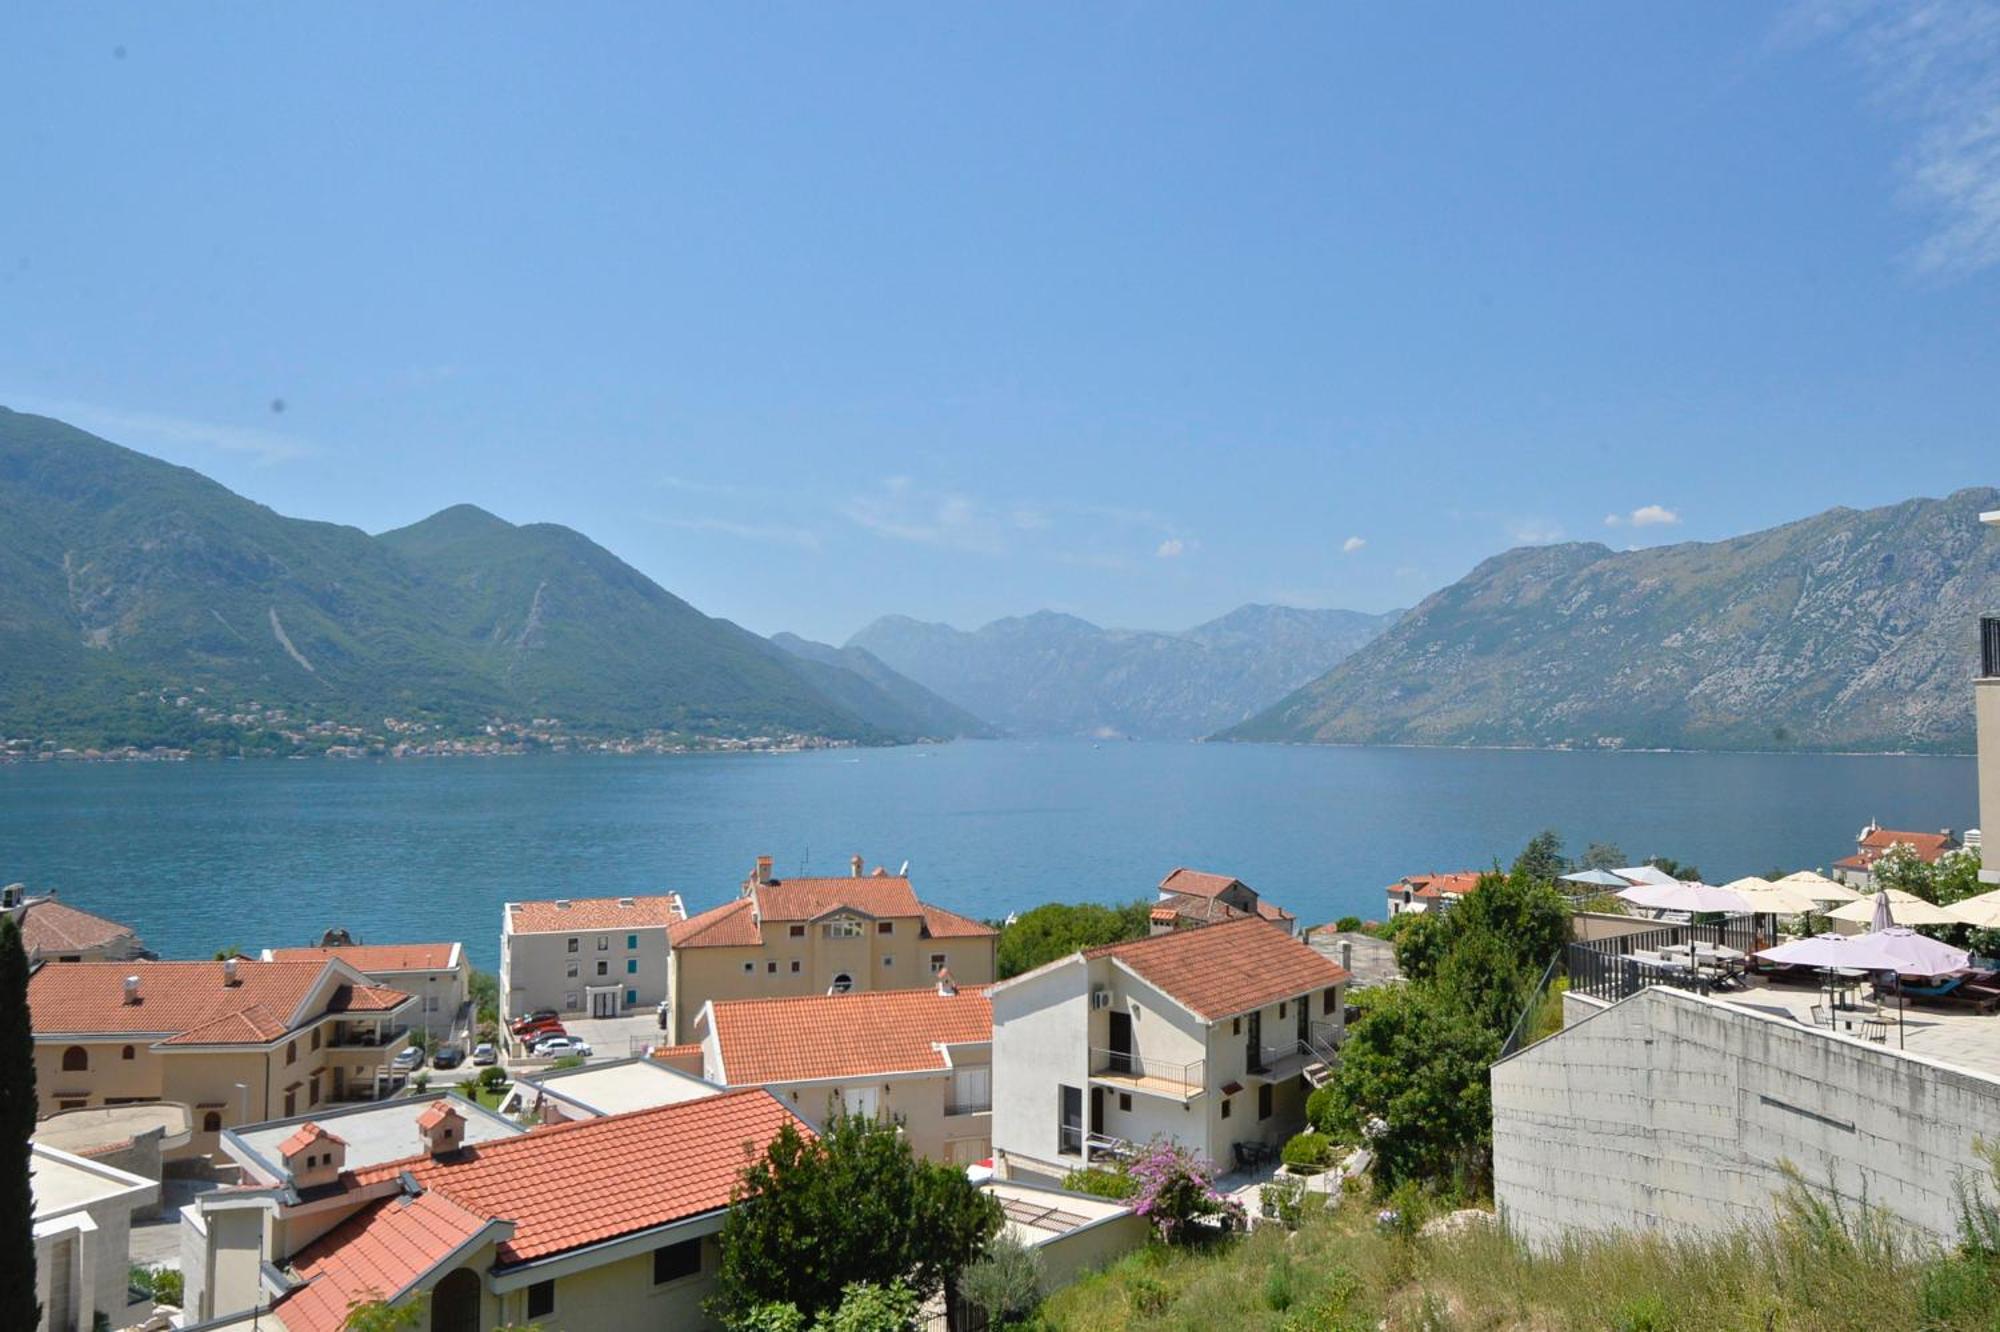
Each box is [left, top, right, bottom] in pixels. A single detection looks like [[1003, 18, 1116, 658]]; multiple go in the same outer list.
[[415, 1101, 463, 1132], [755, 877, 924, 921], [276, 1189, 496, 1332], [1389, 871, 1485, 900], [1835, 828, 1959, 871], [507, 895, 687, 935], [1151, 892, 1252, 926], [27, 960, 409, 1044], [1157, 867, 1294, 923], [668, 898, 763, 948], [13, 898, 136, 957], [708, 988, 992, 1085], [353, 1088, 805, 1265], [1086, 917, 1349, 1022], [279, 1122, 348, 1158], [920, 903, 997, 939], [266, 943, 460, 972]]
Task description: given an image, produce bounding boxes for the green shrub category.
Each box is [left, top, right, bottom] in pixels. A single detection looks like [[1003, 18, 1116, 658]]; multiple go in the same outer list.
[[1281, 1132, 1333, 1171], [1260, 1174, 1309, 1229], [1262, 1255, 1296, 1312], [958, 1233, 1044, 1329], [1334, 915, 1363, 933], [1124, 1272, 1171, 1318], [477, 1065, 509, 1092], [1305, 1084, 1340, 1136], [1060, 1166, 1135, 1199]]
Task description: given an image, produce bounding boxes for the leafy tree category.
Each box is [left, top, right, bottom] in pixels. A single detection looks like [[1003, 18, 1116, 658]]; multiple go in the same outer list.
[[1333, 915, 1364, 933], [469, 969, 500, 1024], [711, 1115, 1001, 1324], [1429, 928, 1533, 1037], [1322, 983, 1500, 1194], [994, 901, 1152, 979], [957, 1234, 1045, 1329], [1870, 842, 1937, 901], [1936, 848, 1986, 906], [1390, 911, 1452, 983], [1644, 855, 1702, 882], [342, 1294, 426, 1330], [1448, 870, 1570, 974], [736, 1283, 920, 1332], [1579, 841, 1626, 871], [1510, 830, 1567, 884], [0, 916, 36, 1332]]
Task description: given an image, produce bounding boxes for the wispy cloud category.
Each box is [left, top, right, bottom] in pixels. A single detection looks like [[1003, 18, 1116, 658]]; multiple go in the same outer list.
[[1155, 537, 1188, 559], [1605, 504, 1681, 528], [6, 393, 314, 465], [1507, 519, 1565, 545], [841, 476, 1014, 555], [653, 515, 821, 550], [1341, 535, 1367, 554], [1787, 0, 2000, 276]]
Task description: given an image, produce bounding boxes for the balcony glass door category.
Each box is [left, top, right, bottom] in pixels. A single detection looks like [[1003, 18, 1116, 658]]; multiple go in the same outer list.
[[1246, 1011, 1263, 1073], [1059, 1084, 1083, 1155], [1107, 1010, 1133, 1074]]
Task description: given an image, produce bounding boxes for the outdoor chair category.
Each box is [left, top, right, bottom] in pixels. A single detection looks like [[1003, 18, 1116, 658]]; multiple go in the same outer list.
[[1860, 1017, 1888, 1043], [1810, 1004, 1833, 1029]]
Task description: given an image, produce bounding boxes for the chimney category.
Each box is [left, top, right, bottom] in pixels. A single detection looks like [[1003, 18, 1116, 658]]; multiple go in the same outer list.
[[1340, 941, 1353, 974], [936, 967, 957, 998], [554, 899, 571, 911], [123, 975, 141, 1005], [850, 853, 864, 879], [223, 957, 240, 986], [417, 1100, 466, 1158], [755, 855, 774, 886]]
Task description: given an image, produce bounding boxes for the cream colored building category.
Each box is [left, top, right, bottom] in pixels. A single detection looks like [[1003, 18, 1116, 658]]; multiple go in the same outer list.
[[32, 1143, 159, 1332], [500, 893, 686, 1022], [263, 941, 470, 1037], [3, 884, 148, 964], [662, 854, 997, 1043], [693, 977, 993, 1164], [184, 1089, 802, 1332], [27, 958, 414, 1160], [1979, 508, 2000, 884]]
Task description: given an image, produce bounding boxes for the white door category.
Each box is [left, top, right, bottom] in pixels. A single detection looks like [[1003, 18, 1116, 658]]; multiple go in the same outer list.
[[591, 989, 619, 1018], [841, 1084, 880, 1119]]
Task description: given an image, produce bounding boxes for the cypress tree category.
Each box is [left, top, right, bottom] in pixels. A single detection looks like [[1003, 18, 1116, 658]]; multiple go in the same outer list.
[[0, 915, 37, 1330]]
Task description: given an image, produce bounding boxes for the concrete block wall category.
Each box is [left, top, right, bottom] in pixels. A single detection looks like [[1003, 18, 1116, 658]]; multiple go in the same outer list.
[[1494, 987, 2000, 1248]]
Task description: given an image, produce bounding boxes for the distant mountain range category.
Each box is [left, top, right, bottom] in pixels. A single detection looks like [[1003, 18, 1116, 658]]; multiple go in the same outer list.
[[848, 604, 1401, 739], [0, 407, 980, 751], [1224, 488, 2000, 754]]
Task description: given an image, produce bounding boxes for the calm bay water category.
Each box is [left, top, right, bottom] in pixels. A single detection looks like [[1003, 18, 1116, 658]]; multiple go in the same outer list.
[[0, 740, 1977, 972]]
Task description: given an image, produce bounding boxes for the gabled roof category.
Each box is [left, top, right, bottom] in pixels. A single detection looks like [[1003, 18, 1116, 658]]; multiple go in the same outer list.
[[1390, 871, 1484, 900], [668, 898, 762, 948], [278, 1122, 348, 1158], [920, 903, 997, 939], [1836, 828, 1958, 870], [1157, 867, 1294, 923], [415, 1100, 463, 1132], [1151, 892, 1252, 926], [276, 1190, 499, 1332], [708, 987, 991, 1085], [265, 943, 461, 972], [754, 876, 924, 921], [506, 894, 687, 935], [13, 897, 136, 956], [27, 960, 409, 1044], [352, 1088, 805, 1265], [1085, 917, 1349, 1023]]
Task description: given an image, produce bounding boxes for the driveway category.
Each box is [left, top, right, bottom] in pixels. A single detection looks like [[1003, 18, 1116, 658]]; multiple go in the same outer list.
[[548, 1013, 662, 1063]]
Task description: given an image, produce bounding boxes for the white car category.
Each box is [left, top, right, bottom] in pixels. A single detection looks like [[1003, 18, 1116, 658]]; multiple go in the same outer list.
[[532, 1036, 591, 1058], [471, 1042, 498, 1066], [391, 1046, 424, 1072]]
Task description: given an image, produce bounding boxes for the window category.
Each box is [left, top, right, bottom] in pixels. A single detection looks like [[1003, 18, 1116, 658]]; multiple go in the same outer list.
[[284, 1089, 296, 1117], [627, 959, 639, 975], [566, 960, 579, 979], [626, 989, 638, 1005], [743, 961, 755, 973], [286, 1041, 297, 1065], [567, 938, 578, 953], [1259, 1083, 1273, 1120], [766, 961, 777, 974], [877, 921, 894, 935], [882, 956, 893, 968], [1118, 1092, 1131, 1112], [627, 934, 639, 950], [596, 960, 608, 977], [121, 1044, 135, 1061], [1324, 987, 1338, 1015], [1231, 1018, 1241, 1036], [1058, 1085, 1083, 1156], [1220, 1096, 1232, 1120], [597, 935, 609, 951], [1278, 1001, 1287, 1019], [310, 1029, 321, 1050], [825, 918, 863, 939], [790, 960, 801, 973], [58, 1098, 87, 1112], [830, 972, 854, 993], [789, 924, 806, 938], [526, 1279, 555, 1319], [930, 954, 947, 974], [654, 1238, 702, 1285], [563, 991, 578, 1009], [61, 1046, 88, 1072], [203, 1111, 223, 1133], [950, 1065, 990, 1114]]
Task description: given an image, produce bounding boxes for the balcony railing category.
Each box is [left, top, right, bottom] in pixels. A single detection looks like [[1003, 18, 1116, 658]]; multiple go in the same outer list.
[[1089, 1048, 1206, 1098], [327, 1024, 410, 1050], [945, 1097, 992, 1117], [1984, 616, 2000, 680]]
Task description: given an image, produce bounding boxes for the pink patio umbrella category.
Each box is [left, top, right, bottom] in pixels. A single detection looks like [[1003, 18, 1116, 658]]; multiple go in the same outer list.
[[1616, 880, 1754, 915], [1755, 931, 1915, 1044]]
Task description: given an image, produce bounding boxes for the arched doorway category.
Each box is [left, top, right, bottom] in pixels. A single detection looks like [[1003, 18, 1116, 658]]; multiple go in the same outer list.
[[431, 1267, 481, 1332]]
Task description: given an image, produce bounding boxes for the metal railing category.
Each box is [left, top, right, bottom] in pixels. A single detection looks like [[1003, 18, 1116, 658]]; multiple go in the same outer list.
[[1983, 615, 2000, 680], [327, 1024, 409, 1049], [1567, 917, 1760, 1005], [945, 1097, 992, 1117], [1089, 1048, 1206, 1096]]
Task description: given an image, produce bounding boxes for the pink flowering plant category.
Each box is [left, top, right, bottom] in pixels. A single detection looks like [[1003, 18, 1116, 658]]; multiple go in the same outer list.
[[1125, 1139, 1245, 1242]]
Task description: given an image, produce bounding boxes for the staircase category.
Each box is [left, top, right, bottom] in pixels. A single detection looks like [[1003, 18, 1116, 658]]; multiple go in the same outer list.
[[1299, 1026, 1342, 1089]]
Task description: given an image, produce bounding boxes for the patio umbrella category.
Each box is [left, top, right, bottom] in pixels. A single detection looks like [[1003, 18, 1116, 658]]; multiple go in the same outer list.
[[1720, 877, 1820, 915], [1755, 931, 1914, 1044], [1614, 865, 1681, 888], [1775, 870, 1863, 905], [1617, 880, 1754, 915], [1863, 925, 1970, 976], [1827, 888, 1959, 927], [1561, 868, 1635, 889], [1947, 889, 2000, 929]]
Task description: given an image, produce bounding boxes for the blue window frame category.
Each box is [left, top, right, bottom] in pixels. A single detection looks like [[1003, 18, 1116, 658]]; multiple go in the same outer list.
[[626, 989, 638, 1005], [627, 934, 638, 950], [626, 959, 638, 974]]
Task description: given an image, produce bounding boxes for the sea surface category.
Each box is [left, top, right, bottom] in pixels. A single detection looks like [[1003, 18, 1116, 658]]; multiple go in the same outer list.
[[0, 740, 1978, 971]]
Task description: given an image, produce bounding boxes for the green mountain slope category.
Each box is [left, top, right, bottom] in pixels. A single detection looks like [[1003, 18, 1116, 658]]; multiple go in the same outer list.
[[768, 633, 996, 739], [0, 407, 901, 748], [1223, 488, 2000, 753]]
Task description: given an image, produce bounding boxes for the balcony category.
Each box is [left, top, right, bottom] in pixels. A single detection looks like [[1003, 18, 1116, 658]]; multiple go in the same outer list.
[[327, 1023, 410, 1051], [1089, 1048, 1206, 1101], [945, 1097, 992, 1118], [1984, 616, 2000, 680], [1248, 1022, 1343, 1085]]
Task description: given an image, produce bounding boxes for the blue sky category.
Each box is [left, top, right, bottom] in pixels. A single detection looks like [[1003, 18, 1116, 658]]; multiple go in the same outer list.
[[4, 4, 1999, 643]]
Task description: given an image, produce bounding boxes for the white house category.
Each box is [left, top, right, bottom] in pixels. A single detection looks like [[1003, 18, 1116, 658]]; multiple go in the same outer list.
[[990, 916, 1348, 1183], [32, 1143, 159, 1332], [500, 893, 686, 1021]]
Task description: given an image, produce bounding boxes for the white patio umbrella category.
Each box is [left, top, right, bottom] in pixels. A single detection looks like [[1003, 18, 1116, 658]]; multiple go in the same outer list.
[[1946, 889, 2000, 929], [1775, 870, 1863, 905], [1827, 888, 1959, 927], [1614, 865, 1681, 888], [1755, 930, 1921, 1045], [1865, 926, 1970, 976], [1561, 868, 1636, 889], [1616, 880, 1754, 915], [1720, 876, 1821, 916]]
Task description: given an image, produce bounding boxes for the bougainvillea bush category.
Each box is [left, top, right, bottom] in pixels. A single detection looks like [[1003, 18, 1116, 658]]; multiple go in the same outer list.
[[1125, 1139, 1244, 1242]]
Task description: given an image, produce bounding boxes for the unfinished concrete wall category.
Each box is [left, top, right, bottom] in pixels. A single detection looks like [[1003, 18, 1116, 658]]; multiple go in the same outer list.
[[1494, 987, 2000, 1248]]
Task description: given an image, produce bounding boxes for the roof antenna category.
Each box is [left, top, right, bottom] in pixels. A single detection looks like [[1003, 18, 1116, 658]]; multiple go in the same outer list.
[[899, 860, 911, 877]]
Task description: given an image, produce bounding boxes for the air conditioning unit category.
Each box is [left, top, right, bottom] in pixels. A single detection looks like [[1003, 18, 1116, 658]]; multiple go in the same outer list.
[[1089, 987, 1112, 1011]]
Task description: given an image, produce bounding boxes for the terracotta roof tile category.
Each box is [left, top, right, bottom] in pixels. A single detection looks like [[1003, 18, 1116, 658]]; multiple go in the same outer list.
[[276, 1189, 496, 1332], [668, 898, 762, 948], [352, 1088, 805, 1264], [1390, 871, 1484, 900], [266, 943, 460, 972], [507, 895, 687, 935], [755, 877, 924, 921], [13, 898, 135, 956], [1156, 867, 1293, 922], [652, 1042, 704, 1060], [279, 1122, 348, 1158], [1152, 892, 1251, 925], [1085, 917, 1349, 1022], [709, 988, 991, 1085], [1841, 829, 1958, 870], [919, 903, 997, 939], [28, 960, 407, 1044]]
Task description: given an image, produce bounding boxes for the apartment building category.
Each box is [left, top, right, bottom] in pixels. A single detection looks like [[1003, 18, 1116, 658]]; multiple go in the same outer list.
[[1831, 822, 1960, 890], [3, 883, 148, 964], [500, 893, 686, 1021], [32, 1143, 159, 1332], [660, 854, 996, 1042], [1384, 871, 1483, 918], [692, 975, 993, 1164], [186, 1089, 804, 1332], [26, 958, 414, 1159], [990, 916, 1348, 1183], [1151, 867, 1296, 935], [263, 940, 469, 1037]]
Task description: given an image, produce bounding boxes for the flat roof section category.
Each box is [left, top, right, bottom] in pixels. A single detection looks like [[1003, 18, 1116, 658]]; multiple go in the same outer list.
[[515, 1057, 721, 1118], [230, 1096, 524, 1183]]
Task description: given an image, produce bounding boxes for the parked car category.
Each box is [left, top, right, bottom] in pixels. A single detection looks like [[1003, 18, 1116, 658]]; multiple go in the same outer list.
[[515, 1016, 565, 1039], [532, 1035, 591, 1058], [518, 1022, 566, 1046], [431, 1044, 464, 1069], [471, 1042, 498, 1066], [392, 1046, 424, 1072], [510, 1010, 558, 1035]]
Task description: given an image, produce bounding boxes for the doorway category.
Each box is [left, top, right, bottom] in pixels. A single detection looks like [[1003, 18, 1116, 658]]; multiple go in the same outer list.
[[432, 1267, 481, 1332], [1107, 1010, 1133, 1074]]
